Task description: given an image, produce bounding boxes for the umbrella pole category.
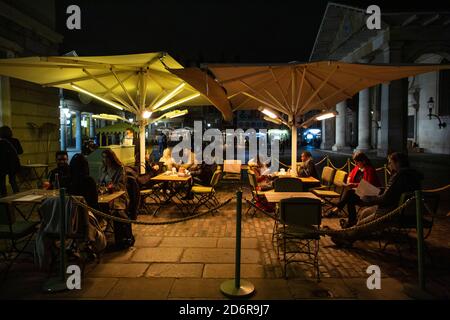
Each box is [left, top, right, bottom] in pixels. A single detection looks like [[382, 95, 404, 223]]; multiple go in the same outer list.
[[291, 124, 297, 174], [139, 121, 146, 174]]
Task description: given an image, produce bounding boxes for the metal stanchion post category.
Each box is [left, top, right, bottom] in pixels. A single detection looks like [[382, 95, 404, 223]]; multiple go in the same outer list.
[[220, 190, 255, 298], [403, 190, 432, 299], [43, 188, 68, 292]]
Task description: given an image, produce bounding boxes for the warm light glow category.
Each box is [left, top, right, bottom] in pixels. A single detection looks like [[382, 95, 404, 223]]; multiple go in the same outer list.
[[158, 93, 201, 111], [71, 84, 124, 110], [167, 109, 188, 119], [316, 112, 336, 121], [152, 82, 186, 110], [261, 108, 278, 119], [143, 110, 152, 119], [263, 116, 282, 125]]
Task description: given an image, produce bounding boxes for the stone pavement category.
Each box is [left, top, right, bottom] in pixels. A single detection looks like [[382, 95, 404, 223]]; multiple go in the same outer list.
[[1, 183, 449, 300]]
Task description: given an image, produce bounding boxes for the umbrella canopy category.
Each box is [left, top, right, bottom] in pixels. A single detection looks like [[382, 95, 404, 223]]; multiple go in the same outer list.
[[0, 52, 233, 173], [0, 52, 232, 119], [175, 61, 450, 171], [202, 61, 450, 118]]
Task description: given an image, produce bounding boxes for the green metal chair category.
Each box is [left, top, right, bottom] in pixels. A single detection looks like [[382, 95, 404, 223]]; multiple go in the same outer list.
[[0, 202, 39, 276], [277, 197, 322, 280], [274, 177, 304, 192], [191, 169, 222, 213], [245, 169, 268, 217], [312, 166, 336, 191], [312, 169, 347, 215]]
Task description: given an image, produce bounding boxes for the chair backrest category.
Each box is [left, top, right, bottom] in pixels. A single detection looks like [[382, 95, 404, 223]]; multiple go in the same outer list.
[[321, 166, 336, 186], [333, 170, 347, 192], [274, 177, 303, 192], [210, 170, 222, 188], [224, 160, 241, 173], [280, 197, 322, 227], [247, 169, 257, 190], [0, 203, 14, 226]]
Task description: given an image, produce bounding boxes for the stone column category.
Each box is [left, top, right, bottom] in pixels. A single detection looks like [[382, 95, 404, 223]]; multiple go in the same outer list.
[[89, 113, 95, 139], [356, 88, 371, 151], [332, 101, 348, 151], [0, 76, 12, 127], [75, 111, 82, 151], [60, 109, 66, 151], [378, 44, 409, 157], [320, 117, 335, 150]]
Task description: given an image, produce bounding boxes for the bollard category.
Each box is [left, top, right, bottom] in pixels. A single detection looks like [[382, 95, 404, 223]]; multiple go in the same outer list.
[[43, 188, 68, 292], [415, 190, 425, 290], [220, 190, 255, 298], [403, 190, 432, 299]]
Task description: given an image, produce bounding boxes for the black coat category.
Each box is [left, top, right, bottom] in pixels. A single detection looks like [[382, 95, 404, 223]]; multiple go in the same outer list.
[[0, 138, 21, 175], [364, 168, 423, 213]]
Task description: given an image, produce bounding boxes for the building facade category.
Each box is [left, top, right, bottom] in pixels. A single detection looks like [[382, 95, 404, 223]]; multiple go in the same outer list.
[[0, 0, 63, 165], [311, 3, 450, 155]]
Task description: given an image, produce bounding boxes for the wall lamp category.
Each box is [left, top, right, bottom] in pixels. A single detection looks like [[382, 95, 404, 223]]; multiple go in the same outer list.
[[427, 97, 446, 129]]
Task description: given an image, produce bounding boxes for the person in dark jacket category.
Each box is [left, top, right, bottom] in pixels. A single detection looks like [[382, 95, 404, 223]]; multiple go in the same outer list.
[[45, 151, 71, 190], [355, 152, 423, 225], [298, 151, 318, 179], [0, 126, 23, 196], [68, 153, 99, 211]]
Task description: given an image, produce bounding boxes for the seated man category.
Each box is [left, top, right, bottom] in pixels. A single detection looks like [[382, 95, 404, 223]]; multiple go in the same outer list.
[[349, 152, 422, 227], [45, 151, 71, 190], [298, 151, 318, 179]]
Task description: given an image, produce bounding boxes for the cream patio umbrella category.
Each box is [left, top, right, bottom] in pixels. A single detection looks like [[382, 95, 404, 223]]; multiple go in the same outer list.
[[173, 61, 450, 172], [0, 52, 233, 173]]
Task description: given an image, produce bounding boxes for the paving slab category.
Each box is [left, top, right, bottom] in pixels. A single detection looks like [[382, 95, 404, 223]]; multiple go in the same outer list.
[[48, 278, 119, 299], [287, 278, 356, 299], [181, 248, 260, 263], [248, 279, 293, 300], [169, 278, 226, 299], [133, 236, 163, 247], [132, 247, 184, 262], [342, 278, 411, 300], [160, 237, 218, 248], [217, 238, 258, 249], [146, 263, 204, 278], [86, 263, 148, 278], [106, 278, 174, 300], [203, 264, 265, 278], [100, 248, 136, 263]]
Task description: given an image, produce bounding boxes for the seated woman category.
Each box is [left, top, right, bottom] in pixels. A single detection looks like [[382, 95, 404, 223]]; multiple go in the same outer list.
[[334, 152, 380, 228], [159, 148, 177, 171], [248, 158, 273, 191], [355, 152, 422, 225], [68, 153, 99, 211], [99, 149, 129, 212], [298, 151, 318, 179]]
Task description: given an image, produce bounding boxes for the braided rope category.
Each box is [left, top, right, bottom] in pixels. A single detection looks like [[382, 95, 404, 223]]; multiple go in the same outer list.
[[327, 160, 348, 171], [317, 197, 415, 236], [70, 196, 232, 225], [314, 156, 328, 166], [422, 184, 450, 193]]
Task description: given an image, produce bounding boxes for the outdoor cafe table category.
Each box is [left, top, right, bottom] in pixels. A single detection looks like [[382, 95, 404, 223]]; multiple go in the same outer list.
[[264, 191, 322, 203], [98, 191, 126, 205], [0, 189, 57, 220], [272, 173, 320, 190], [149, 173, 192, 215]]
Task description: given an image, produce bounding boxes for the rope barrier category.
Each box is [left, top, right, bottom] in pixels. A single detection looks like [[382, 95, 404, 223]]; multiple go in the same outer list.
[[70, 196, 233, 225], [422, 184, 450, 193], [316, 197, 415, 236], [314, 156, 328, 166], [327, 160, 348, 171]]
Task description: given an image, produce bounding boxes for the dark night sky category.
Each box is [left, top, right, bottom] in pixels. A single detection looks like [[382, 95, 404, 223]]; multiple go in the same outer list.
[[55, 0, 450, 65]]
